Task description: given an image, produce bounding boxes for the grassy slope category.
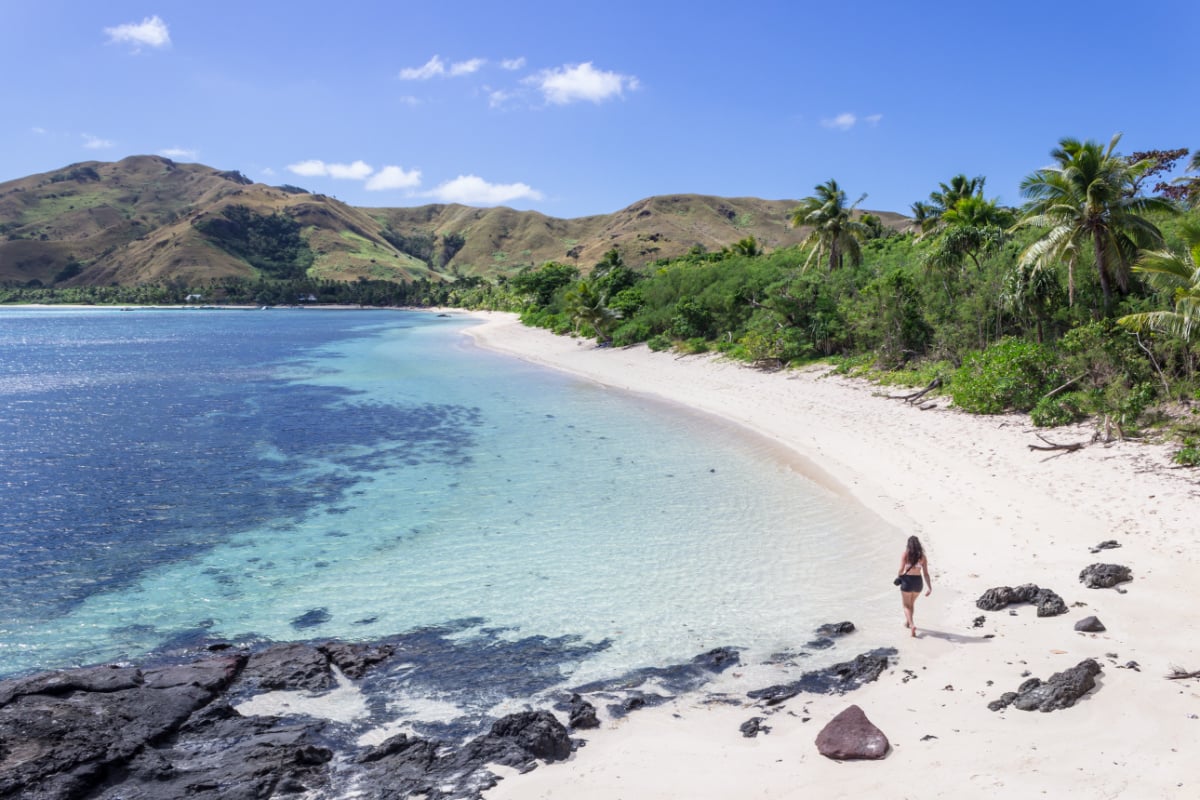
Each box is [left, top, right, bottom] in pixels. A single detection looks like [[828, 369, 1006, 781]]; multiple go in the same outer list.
[[0, 156, 909, 286]]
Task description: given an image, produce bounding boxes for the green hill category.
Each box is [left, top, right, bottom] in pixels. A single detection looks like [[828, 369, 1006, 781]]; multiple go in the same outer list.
[[0, 156, 909, 287]]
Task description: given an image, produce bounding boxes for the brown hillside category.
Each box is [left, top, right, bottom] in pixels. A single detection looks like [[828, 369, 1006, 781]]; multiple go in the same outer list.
[[0, 156, 910, 287], [0, 156, 432, 287]]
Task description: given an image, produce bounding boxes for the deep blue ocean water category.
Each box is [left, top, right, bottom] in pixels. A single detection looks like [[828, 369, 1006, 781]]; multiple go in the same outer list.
[[0, 307, 897, 698]]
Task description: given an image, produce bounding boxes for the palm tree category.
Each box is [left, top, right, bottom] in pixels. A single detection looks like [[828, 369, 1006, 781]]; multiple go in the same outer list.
[[731, 236, 763, 257], [1174, 150, 1200, 209], [1117, 218, 1200, 341], [908, 201, 939, 236], [1016, 133, 1177, 311], [790, 179, 870, 271], [909, 174, 986, 236], [931, 174, 986, 214], [564, 279, 617, 342]]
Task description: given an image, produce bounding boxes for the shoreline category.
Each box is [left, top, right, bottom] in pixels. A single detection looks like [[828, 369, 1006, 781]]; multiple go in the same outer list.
[[462, 311, 1200, 799]]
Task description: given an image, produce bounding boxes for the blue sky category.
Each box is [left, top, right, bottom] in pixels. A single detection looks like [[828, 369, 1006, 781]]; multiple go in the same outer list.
[[2, 1, 1196, 219]]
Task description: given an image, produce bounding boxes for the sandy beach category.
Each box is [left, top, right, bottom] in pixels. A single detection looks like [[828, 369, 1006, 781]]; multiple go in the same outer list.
[[461, 311, 1200, 799]]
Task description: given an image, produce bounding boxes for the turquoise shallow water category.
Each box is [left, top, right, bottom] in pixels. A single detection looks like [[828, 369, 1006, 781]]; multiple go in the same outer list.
[[0, 308, 898, 689]]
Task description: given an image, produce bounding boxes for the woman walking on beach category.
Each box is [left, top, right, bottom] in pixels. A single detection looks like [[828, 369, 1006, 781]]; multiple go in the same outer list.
[[897, 535, 931, 637]]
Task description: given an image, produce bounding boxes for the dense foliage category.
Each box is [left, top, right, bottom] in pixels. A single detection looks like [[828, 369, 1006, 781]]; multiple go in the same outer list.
[[195, 205, 314, 280]]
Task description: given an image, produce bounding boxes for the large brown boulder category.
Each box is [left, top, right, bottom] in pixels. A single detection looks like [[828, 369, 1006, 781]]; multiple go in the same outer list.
[[815, 704, 890, 760]]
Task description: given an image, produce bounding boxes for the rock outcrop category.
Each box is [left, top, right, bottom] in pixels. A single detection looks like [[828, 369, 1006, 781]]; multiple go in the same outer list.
[[975, 584, 1068, 617], [988, 659, 1102, 712], [1074, 616, 1106, 632], [747, 648, 896, 705], [1079, 563, 1132, 589]]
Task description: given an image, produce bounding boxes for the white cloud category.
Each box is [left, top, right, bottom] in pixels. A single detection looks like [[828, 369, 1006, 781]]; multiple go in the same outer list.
[[821, 113, 858, 131], [82, 134, 115, 149], [397, 95, 421, 107], [327, 160, 373, 180], [286, 159, 373, 180], [450, 58, 485, 76], [529, 62, 638, 105], [400, 55, 445, 80], [501, 57, 526, 71], [159, 147, 198, 160], [426, 174, 543, 205], [488, 89, 514, 108], [399, 54, 489, 80], [287, 159, 329, 177], [820, 112, 881, 131], [262, 167, 276, 177], [366, 165, 422, 191], [104, 15, 170, 52], [31, 126, 47, 135]]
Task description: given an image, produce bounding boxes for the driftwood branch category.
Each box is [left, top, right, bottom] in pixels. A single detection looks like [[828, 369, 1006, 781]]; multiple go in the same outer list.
[[1166, 666, 1200, 680], [1027, 433, 1087, 453], [1134, 332, 1172, 397], [1042, 373, 1085, 402], [890, 377, 942, 404]]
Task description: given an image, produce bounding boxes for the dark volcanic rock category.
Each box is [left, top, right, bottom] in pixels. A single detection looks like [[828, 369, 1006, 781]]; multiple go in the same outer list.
[[1089, 539, 1121, 554], [814, 621, 856, 638], [1079, 563, 1132, 589], [807, 621, 855, 648], [236, 642, 333, 692], [989, 659, 1102, 712], [319, 641, 396, 679], [976, 584, 1068, 617], [571, 646, 741, 710], [92, 705, 334, 800], [815, 705, 889, 760], [0, 657, 243, 800], [740, 717, 770, 737], [691, 646, 740, 673], [477, 710, 572, 764], [355, 712, 571, 800], [0, 633, 752, 800], [747, 648, 895, 705], [567, 693, 600, 730], [1074, 616, 1106, 633]]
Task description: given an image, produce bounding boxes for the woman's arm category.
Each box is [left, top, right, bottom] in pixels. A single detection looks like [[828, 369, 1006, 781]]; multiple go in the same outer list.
[[921, 558, 932, 595]]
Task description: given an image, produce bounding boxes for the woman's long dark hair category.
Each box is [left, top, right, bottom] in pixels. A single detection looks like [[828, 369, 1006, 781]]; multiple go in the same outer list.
[[905, 535, 924, 569]]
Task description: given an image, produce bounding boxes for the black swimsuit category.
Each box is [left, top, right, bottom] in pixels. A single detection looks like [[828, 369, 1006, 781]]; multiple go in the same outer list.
[[898, 574, 923, 593]]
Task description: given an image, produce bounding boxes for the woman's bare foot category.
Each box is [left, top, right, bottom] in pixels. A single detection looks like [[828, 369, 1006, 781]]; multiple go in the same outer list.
[[910, 626, 917, 638]]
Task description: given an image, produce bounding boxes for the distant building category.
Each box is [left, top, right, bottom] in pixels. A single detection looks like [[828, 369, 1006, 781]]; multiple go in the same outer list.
[[185, 294, 204, 303]]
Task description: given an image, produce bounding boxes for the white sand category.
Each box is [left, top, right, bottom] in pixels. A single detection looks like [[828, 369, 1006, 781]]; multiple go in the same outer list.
[[459, 311, 1200, 800]]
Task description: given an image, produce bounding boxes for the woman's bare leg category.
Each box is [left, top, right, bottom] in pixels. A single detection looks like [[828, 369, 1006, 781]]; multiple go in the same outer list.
[[901, 592, 916, 634]]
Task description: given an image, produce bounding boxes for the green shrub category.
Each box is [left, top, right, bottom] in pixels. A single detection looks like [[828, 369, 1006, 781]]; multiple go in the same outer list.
[[951, 337, 1061, 414], [1173, 437, 1200, 467], [647, 334, 673, 352], [1030, 391, 1087, 427], [610, 319, 653, 347]]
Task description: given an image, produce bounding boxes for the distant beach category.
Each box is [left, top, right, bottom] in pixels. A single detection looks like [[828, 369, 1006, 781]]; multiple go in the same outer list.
[[464, 311, 1200, 800]]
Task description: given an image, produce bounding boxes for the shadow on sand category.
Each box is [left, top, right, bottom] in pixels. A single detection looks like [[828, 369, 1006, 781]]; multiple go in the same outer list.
[[914, 628, 994, 644]]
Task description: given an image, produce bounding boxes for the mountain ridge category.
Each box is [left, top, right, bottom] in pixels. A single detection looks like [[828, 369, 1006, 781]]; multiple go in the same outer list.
[[0, 156, 909, 287]]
